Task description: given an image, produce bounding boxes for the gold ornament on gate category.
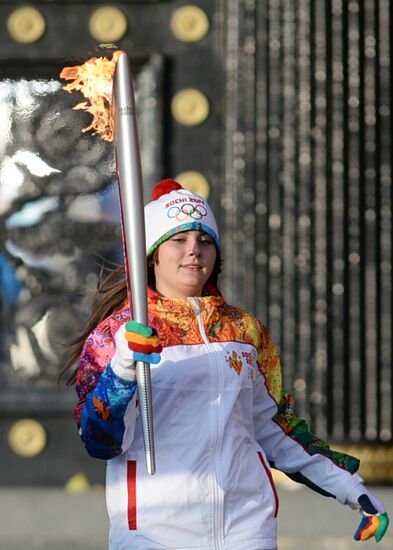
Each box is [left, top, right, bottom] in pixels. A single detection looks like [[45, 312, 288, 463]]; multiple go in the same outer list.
[[176, 171, 210, 199], [170, 5, 209, 42], [7, 7, 46, 44], [171, 89, 209, 126], [89, 7, 128, 42], [8, 419, 47, 458]]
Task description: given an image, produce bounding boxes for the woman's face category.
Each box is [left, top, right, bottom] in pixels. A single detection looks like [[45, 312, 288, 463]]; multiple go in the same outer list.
[[154, 230, 217, 298]]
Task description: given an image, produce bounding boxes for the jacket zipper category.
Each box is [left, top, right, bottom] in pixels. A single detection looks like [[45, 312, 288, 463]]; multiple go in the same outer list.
[[190, 297, 210, 345], [190, 298, 225, 550]]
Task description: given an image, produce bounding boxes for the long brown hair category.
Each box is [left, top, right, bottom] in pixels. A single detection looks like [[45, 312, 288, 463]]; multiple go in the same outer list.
[[61, 249, 222, 385]]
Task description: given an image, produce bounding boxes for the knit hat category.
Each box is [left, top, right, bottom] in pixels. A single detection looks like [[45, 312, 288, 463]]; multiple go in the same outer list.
[[145, 179, 220, 255]]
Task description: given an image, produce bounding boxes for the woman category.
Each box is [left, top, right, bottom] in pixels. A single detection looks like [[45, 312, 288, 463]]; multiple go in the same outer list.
[[65, 179, 388, 549]]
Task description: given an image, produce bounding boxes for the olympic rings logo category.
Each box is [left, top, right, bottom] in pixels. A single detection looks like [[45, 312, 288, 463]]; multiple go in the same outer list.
[[167, 203, 208, 222]]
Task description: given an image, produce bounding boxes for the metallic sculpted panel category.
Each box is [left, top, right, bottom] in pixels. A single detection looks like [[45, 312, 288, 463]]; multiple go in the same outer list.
[[0, 58, 163, 396]]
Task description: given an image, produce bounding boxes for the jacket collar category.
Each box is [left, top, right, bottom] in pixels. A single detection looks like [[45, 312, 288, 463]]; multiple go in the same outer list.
[[118, 285, 224, 318], [147, 285, 224, 313]]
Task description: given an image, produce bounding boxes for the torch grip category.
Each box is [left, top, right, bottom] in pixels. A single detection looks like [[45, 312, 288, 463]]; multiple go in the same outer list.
[[135, 361, 156, 475]]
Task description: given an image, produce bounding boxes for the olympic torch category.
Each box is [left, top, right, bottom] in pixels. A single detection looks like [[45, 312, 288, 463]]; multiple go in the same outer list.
[[112, 52, 156, 475]]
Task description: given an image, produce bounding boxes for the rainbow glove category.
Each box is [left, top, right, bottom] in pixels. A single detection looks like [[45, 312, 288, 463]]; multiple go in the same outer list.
[[124, 321, 162, 363], [347, 485, 389, 543], [353, 495, 389, 542], [111, 321, 162, 381]]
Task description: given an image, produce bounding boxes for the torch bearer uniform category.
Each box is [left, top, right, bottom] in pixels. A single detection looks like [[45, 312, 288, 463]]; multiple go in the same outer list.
[[75, 286, 363, 550]]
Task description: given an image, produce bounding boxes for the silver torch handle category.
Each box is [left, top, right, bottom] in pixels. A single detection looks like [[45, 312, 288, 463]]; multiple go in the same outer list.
[[113, 51, 156, 475]]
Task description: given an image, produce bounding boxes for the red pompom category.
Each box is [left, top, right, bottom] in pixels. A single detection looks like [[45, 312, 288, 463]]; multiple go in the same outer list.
[[151, 179, 183, 200]]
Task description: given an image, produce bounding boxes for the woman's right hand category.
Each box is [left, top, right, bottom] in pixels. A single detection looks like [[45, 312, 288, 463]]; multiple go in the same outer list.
[[111, 321, 162, 381]]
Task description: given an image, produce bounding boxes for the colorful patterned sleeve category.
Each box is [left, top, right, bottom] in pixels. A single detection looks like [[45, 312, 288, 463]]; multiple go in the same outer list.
[[252, 321, 362, 504], [75, 321, 137, 460], [272, 389, 360, 479]]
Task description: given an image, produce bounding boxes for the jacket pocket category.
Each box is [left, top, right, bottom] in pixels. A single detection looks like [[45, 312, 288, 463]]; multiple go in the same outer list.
[[257, 451, 279, 517], [127, 460, 137, 530]]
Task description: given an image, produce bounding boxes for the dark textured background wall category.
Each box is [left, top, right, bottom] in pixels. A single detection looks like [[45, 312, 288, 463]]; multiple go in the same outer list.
[[0, 0, 392, 484]]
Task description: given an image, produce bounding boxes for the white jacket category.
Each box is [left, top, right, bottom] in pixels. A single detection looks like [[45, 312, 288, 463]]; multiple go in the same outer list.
[[75, 290, 363, 550]]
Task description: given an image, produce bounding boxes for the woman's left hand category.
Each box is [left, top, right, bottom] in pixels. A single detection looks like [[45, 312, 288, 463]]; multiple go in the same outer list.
[[347, 485, 389, 542]]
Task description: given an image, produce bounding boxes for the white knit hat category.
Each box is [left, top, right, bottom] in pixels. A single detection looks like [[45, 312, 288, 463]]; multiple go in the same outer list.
[[145, 179, 220, 255]]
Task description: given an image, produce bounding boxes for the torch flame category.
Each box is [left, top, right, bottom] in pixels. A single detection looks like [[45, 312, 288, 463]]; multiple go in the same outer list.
[[60, 50, 123, 142]]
